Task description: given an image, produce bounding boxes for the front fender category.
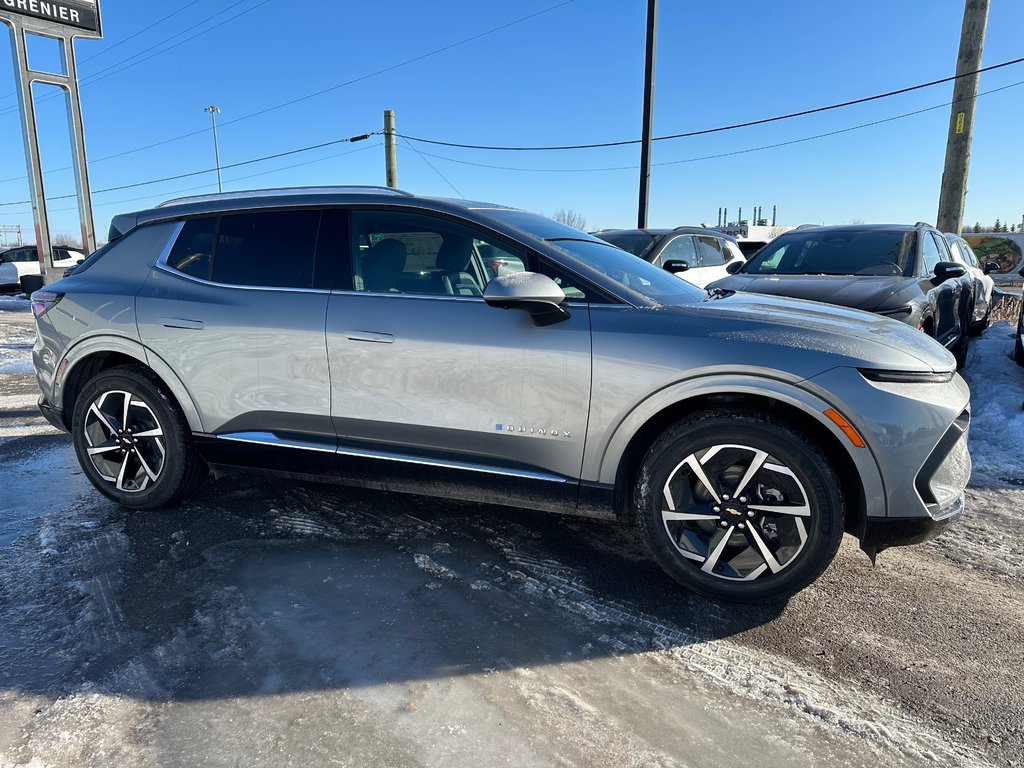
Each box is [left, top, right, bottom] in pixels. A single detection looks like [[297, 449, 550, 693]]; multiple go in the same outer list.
[[586, 373, 886, 518]]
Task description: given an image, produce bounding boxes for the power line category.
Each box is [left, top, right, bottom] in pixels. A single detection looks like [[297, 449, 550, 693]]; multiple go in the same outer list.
[[397, 55, 1024, 152], [0, 0, 577, 185], [399, 136, 464, 198], [0, 0, 264, 107], [78, 0, 205, 64], [0, 132, 377, 207], [0, 142, 381, 218], [405, 80, 1024, 174]]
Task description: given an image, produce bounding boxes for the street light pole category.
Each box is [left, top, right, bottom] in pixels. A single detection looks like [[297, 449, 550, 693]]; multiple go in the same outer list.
[[204, 105, 223, 193], [637, 0, 658, 228]]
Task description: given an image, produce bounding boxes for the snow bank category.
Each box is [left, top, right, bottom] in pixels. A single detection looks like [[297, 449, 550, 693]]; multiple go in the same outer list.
[[962, 321, 1024, 484]]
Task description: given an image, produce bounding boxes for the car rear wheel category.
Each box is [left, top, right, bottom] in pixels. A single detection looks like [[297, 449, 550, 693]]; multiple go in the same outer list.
[[635, 409, 845, 603], [72, 366, 206, 509]]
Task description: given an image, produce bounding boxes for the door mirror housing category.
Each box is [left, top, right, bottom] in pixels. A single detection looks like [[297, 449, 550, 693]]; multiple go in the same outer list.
[[484, 272, 570, 326], [662, 259, 690, 274], [983, 261, 999, 274], [931, 261, 966, 284], [726, 260, 744, 275]]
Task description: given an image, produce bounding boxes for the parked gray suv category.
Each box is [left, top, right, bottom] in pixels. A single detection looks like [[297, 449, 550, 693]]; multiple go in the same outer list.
[[30, 187, 971, 602]]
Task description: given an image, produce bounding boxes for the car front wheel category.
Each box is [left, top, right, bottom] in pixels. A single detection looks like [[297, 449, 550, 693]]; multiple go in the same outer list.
[[635, 409, 845, 603], [72, 366, 206, 509]]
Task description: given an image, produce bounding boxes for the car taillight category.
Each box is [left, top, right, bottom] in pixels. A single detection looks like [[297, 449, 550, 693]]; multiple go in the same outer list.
[[31, 290, 63, 318]]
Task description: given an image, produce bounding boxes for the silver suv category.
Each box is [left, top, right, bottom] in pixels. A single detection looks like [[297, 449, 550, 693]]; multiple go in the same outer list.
[[30, 187, 971, 602]]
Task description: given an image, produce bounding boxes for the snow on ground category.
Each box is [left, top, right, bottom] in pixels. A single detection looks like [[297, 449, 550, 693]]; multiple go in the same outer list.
[[961, 321, 1024, 484]]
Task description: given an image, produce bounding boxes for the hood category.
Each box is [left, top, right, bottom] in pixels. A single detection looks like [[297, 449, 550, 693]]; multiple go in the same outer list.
[[709, 274, 911, 312], [656, 291, 955, 374]]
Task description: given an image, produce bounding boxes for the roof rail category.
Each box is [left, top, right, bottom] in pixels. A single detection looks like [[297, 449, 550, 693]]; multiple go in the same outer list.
[[914, 221, 932, 228], [157, 185, 414, 208], [793, 223, 819, 230]]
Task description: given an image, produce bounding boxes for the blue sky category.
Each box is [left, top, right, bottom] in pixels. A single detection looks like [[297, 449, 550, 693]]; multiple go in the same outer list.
[[1, 0, 1023, 244]]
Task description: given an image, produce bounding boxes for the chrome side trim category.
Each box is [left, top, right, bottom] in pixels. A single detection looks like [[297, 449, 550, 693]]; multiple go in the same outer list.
[[154, 219, 186, 266], [219, 432, 337, 453], [334, 445, 568, 483], [214, 431, 567, 483], [153, 261, 332, 295]]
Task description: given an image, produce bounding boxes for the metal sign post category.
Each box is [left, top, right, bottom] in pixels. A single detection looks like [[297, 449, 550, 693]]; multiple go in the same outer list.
[[0, 0, 101, 283]]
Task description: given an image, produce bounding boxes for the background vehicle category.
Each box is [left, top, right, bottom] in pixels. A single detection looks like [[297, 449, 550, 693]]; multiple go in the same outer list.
[[708, 223, 975, 369], [593, 227, 745, 288], [0, 245, 85, 293], [31, 188, 970, 603], [962, 232, 1024, 291], [945, 232, 997, 334]]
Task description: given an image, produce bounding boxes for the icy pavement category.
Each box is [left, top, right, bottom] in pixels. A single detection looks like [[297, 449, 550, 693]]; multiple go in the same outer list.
[[0, 312, 1021, 767]]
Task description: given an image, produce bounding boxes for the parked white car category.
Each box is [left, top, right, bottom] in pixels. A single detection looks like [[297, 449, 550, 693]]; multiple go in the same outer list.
[[593, 227, 746, 289], [945, 233, 996, 334], [0, 246, 85, 293]]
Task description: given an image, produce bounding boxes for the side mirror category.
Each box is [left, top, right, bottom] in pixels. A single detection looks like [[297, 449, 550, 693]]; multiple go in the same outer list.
[[76, 258, 84, 265], [484, 272, 570, 326], [662, 259, 690, 274], [983, 261, 999, 274], [932, 261, 966, 284], [726, 261, 744, 275]]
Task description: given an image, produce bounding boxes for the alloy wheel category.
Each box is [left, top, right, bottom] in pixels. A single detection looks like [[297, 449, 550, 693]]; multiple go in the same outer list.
[[661, 443, 811, 581], [82, 390, 166, 494]]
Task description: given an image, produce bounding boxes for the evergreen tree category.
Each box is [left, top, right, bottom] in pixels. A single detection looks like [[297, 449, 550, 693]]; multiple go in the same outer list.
[[973, 222, 982, 233], [994, 218, 1002, 232]]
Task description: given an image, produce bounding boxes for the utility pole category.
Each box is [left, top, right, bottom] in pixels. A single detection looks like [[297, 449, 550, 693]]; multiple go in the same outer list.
[[637, 0, 658, 228], [936, 0, 989, 234], [384, 109, 398, 188], [204, 105, 223, 193]]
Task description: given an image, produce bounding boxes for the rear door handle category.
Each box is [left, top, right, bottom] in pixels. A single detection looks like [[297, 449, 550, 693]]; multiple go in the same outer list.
[[160, 317, 205, 330], [346, 330, 394, 344]]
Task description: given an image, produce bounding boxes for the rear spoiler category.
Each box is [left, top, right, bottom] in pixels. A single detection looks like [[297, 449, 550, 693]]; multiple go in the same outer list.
[[107, 212, 140, 242]]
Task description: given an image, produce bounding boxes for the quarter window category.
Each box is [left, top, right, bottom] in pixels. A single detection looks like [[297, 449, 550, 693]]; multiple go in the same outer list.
[[167, 217, 216, 280]]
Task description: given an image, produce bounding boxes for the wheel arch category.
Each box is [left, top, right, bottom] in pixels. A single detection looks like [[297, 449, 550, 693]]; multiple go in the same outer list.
[[57, 336, 204, 434], [596, 377, 883, 536]]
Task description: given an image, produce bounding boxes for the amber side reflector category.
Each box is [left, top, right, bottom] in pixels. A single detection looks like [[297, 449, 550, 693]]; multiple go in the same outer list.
[[823, 408, 866, 449]]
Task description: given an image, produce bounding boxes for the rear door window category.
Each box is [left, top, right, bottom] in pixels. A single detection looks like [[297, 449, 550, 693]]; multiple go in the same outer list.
[[167, 218, 217, 280], [696, 236, 726, 266]]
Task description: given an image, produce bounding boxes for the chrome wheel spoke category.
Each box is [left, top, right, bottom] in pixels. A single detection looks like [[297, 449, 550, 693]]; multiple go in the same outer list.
[[746, 526, 784, 574], [115, 452, 132, 491], [133, 427, 163, 438], [733, 449, 768, 500], [121, 392, 131, 432], [748, 503, 810, 517], [87, 440, 121, 457], [89, 403, 119, 437], [701, 526, 735, 574], [663, 510, 719, 522], [683, 455, 721, 503], [134, 449, 159, 483]]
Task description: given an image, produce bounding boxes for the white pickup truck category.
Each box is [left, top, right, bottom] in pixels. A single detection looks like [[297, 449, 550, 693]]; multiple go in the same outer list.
[[0, 246, 85, 293]]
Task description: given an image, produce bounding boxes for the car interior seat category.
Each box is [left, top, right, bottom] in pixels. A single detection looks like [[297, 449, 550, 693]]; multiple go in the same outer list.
[[362, 238, 408, 293]]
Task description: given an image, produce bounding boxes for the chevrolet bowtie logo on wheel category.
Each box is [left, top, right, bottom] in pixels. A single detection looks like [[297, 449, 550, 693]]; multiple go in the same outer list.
[[725, 507, 742, 517]]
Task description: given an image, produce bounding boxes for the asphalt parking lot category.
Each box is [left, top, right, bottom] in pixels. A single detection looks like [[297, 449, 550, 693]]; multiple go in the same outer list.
[[1, 300, 1023, 768]]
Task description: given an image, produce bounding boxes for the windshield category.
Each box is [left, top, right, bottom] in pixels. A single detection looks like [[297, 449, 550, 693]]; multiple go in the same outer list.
[[547, 239, 706, 303], [594, 232, 658, 258], [485, 209, 705, 303], [743, 229, 917, 276]]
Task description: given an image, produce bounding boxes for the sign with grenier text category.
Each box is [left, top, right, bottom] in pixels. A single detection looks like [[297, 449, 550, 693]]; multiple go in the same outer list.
[[0, 0, 100, 37]]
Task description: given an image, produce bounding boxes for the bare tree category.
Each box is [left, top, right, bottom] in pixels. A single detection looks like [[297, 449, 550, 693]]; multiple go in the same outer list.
[[551, 208, 588, 231], [51, 233, 82, 248], [848, 218, 866, 225]]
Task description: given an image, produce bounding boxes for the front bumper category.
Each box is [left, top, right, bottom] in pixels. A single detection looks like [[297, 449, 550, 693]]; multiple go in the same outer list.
[[860, 492, 964, 560], [38, 394, 68, 433]]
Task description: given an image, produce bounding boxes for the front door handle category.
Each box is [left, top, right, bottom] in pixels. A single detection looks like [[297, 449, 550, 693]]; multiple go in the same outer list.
[[160, 317, 205, 330], [346, 330, 394, 344]]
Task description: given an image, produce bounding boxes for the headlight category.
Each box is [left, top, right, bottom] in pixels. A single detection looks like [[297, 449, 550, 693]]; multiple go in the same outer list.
[[859, 369, 955, 384]]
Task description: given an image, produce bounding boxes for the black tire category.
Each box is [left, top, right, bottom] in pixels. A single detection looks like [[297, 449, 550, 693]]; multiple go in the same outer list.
[[71, 365, 207, 509], [1014, 310, 1024, 368], [970, 308, 990, 337], [953, 318, 971, 370], [635, 409, 845, 603]]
